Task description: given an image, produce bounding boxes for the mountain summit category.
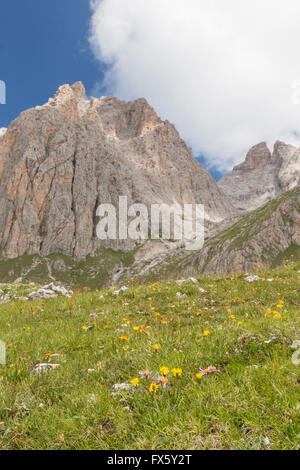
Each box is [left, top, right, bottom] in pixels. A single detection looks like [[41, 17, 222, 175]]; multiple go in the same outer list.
[[0, 82, 234, 259], [219, 141, 300, 211]]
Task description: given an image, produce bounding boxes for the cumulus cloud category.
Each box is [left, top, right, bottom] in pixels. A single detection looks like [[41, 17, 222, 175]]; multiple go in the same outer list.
[[89, 0, 300, 172]]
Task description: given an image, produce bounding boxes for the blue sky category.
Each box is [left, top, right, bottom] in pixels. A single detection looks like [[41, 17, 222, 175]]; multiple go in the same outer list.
[[0, 0, 101, 127], [0, 0, 223, 180]]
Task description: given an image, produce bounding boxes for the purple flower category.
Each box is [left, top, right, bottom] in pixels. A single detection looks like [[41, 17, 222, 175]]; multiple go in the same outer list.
[[199, 365, 220, 375], [139, 370, 153, 378], [156, 376, 169, 388], [89, 313, 97, 318]]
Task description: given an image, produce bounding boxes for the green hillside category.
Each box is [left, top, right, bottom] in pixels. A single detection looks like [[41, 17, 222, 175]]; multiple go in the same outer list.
[[0, 263, 299, 450]]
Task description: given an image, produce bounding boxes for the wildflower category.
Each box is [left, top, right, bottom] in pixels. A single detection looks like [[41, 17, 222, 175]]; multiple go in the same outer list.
[[228, 315, 235, 320], [198, 365, 219, 376], [265, 308, 272, 317], [156, 376, 169, 388], [130, 378, 140, 388], [120, 335, 129, 341], [171, 368, 182, 377], [139, 370, 152, 378], [203, 330, 210, 337], [237, 321, 243, 326], [153, 344, 159, 351], [149, 383, 159, 393], [89, 313, 96, 318], [264, 336, 277, 344], [160, 366, 169, 376], [196, 372, 203, 380]]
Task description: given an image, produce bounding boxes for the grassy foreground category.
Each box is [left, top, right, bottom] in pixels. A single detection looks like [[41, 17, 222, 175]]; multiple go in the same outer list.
[[0, 264, 299, 450]]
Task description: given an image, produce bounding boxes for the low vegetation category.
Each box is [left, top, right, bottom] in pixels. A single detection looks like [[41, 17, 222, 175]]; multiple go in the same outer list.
[[0, 263, 299, 449]]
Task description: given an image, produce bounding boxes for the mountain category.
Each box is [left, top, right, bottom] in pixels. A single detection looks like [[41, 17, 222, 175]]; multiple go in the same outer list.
[[165, 186, 300, 278], [0, 82, 234, 260], [0, 187, 298, 289], [1, 81, 300, 287], [219, 141, 300, 212]]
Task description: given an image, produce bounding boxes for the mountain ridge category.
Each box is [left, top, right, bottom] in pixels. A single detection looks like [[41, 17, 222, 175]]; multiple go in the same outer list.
[[0, 82, 234, 259], [0, 81, 299, 285], [219, 140, 300, 212]]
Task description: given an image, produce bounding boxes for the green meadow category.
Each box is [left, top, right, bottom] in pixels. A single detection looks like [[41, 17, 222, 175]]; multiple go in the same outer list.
[[0, 263, 299, 450]]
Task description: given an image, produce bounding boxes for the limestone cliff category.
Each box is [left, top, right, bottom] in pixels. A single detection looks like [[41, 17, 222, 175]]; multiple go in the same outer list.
[[185, 187, 300, 276], [0, 82, 234, 259], [219, 141, 300, 212]]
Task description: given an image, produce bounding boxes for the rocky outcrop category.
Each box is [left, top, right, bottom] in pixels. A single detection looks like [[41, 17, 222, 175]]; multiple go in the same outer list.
[[0, 128, 6, 139], [219, 141, 300, 212], [0, 82, 235, 259], [188, 187, 300, 275]]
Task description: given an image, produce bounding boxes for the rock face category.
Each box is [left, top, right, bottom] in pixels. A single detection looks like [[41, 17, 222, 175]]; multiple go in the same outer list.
[[219, 141, 300, 212], [0, 128, 6, 138], [189, 187, 300, 275], [0, 82, 234, 259]]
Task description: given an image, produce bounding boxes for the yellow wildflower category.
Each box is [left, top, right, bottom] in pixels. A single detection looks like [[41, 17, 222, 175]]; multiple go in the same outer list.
[[130, 378, 139, 388], [120, 335, 129, 341], [149, 383, 159, 393], [160, 366, 169, 376], [171, 368, 182, 377]]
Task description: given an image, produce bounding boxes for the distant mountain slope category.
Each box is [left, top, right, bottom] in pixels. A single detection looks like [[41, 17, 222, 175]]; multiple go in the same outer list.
[[177, 186, 300, 276], [0, 188, 299, 288], [219, 141, 300, 212], [0, 82, 234, 259]]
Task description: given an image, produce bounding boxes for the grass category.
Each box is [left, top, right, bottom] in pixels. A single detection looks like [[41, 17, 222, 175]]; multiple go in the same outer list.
[[0, 263, 299, 450], [0, 248, 137, 290], [198, 186, 300, 256]]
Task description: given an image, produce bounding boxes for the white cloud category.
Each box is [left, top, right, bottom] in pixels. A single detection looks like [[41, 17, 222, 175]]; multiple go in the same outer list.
[[89, 0, 300, 172]]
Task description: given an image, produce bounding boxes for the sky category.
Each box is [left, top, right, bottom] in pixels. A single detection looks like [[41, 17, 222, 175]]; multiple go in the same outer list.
[[2, 1, 300, 180], [0, 0, 103, 132]]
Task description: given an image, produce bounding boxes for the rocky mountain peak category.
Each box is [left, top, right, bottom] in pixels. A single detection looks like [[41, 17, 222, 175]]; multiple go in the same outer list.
[[43, 82, 164, 141], [240, 142, 271, 170], [45, 82, 86, 120], [219, 139, 300, 212], [0, 82, 235, 259], [272, 140, 296, 163], [0, 128, 6, 139], [70, 81, 86, 99]]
